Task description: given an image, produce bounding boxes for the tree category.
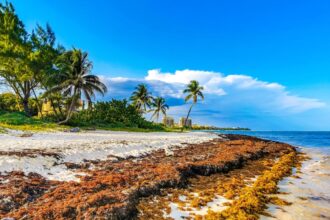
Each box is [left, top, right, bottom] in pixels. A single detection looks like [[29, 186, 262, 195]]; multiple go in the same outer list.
[[0, 3, 61, 116], [30, 24, 64, 117], [0, 2, 35, 115], [0, 92, 20, 111], [130, 84, 153, 113], [47, 48, 107, 124], [150, 97, 169, 122], [182, 80, 204, 131]]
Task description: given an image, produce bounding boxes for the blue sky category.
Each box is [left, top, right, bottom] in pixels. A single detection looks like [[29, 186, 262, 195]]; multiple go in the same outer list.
[[7, 0, 330, 130]]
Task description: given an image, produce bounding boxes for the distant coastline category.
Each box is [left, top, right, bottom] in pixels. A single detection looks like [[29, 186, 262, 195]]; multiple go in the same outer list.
[[192, 125, 250, 131]]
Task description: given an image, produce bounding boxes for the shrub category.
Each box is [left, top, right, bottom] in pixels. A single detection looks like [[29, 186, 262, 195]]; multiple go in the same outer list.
[[0, 111, 40, 125], [69, 99, 164, 130], [0, 93, 39, 116], [0, 93, 21, 111]]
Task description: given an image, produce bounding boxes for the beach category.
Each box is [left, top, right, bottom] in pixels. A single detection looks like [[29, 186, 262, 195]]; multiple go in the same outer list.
[[0, 130, 218, 181], [0, 130, 329, 219], [1, 0, 329, 218], [216, 131, 330, 220], [262, 147, 330, 220]]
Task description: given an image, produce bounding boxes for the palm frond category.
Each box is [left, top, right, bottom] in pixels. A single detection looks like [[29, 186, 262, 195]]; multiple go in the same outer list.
[[185, 94, 193, 102]]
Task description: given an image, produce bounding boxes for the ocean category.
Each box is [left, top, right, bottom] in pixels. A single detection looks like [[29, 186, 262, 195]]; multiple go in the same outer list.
[[212, 131, 330, 219], [211, 130, 330, 149]]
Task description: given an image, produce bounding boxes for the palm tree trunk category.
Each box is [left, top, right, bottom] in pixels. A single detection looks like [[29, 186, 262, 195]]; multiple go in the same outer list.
[[49, 98, 59, 117], [58, 92, 77, 125], [181, 103, 194, 132], [56, 97, 65, 118]]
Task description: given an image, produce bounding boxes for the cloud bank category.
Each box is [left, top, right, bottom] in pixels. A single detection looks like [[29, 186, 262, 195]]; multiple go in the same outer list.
[[100, 69, 326, 130]]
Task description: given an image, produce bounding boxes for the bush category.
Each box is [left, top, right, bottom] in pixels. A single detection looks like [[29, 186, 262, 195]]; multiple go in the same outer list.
[[0, 111, 40, 125], [0, 93, 39, 116], [69, 99, 164, 130], [0, 93, 21, 111]]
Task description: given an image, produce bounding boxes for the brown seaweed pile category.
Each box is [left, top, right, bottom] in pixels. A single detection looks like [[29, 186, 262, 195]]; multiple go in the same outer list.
[[0, 135, 295, 219], [206, 151, 299, 219], [137, 156, 276, 220], [137, 146, 307, 220]]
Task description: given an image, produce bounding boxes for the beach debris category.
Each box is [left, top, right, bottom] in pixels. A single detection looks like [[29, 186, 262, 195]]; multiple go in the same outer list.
[[19, 132, 33, 138], [69, 127, 80, 132], [0, 135, 296, 219]]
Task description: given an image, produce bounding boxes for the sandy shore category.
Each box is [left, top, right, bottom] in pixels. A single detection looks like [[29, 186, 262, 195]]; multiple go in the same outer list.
[[0, 133, 294, 219], [2, 131, 324, 219], [0, 130, 218, 181], [262, 147, 330, 220]]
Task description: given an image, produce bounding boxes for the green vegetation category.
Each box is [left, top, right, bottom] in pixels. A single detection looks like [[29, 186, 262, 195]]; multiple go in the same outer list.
[[46, 49, 107, 124], [0, 2, 61, 116], [0, 93, 22, 112], [130, 84, 154, 113], [0, 93, 38, 114], [0, 111, 66, 131], [0, 110, 167, 132], [0, 2, 107, 123], [69, 100, 165, 131], [0, 2, 168, 132]]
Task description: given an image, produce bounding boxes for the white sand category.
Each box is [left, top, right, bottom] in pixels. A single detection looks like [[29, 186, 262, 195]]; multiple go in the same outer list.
[[0, 130, 218, 181]]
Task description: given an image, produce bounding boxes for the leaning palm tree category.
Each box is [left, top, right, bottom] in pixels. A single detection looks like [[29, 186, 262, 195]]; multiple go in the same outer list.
[[151, 97, 169, 122], [181, 80, 204, 131], [48, 48, 107, 124], [130, 84, 153, 113]]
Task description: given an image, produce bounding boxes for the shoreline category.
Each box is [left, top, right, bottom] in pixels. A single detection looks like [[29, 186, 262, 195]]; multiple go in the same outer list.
[[0, 131, 296, 219], [262, 147, 330, 220]]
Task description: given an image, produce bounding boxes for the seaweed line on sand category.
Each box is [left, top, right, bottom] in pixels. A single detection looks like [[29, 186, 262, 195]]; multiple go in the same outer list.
[[203, 151, 309, 220], [0, 135, 296, 219]]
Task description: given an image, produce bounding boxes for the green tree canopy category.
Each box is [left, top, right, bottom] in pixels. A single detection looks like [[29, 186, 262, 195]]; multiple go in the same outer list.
[[0, 2, 33, 114], [47, 48, 107, 124], [130, 84, 154, 113], [0, 2, 62, 116], [151, 97, 169, 122]]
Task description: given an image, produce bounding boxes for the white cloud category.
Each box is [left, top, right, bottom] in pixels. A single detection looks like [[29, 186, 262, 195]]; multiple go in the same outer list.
[[144, 69, 325, 113], [99, 69, 327, 130], [146, 69, 226, 95]]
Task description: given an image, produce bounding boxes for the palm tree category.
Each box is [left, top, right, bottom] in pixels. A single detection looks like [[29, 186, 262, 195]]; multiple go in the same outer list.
[[130, 84, 153, 113], [151, 97, 169, 122], [48, 48, 107, 124], [181, 80, 204, 131]]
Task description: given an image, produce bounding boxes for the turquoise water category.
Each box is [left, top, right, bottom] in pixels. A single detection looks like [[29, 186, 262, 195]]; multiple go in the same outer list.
[[211, 131, 330, 149]]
